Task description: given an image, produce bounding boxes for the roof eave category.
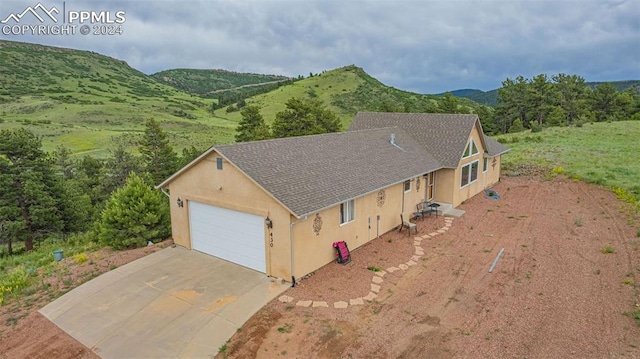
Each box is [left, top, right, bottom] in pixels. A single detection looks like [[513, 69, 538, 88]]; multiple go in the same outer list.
[[488, 148, 511, 157], [155, 146, 217, 189], [295, 166, 445, 218], [155, 146, 302, 219]]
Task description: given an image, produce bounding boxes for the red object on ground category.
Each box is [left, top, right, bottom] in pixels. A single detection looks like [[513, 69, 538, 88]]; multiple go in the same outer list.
[[332, 241, 351, 264]]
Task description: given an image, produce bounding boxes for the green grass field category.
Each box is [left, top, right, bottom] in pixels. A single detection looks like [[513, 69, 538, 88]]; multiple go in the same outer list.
[[497, 121, 640, 204]]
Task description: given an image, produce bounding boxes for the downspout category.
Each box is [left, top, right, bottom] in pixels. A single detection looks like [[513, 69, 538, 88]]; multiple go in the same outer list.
[[160, 188, 170, 198], [289, 215, 308, 287]]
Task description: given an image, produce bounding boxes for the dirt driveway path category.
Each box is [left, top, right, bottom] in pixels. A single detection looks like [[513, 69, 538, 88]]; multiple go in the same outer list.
[[218, 176, 640, 359]]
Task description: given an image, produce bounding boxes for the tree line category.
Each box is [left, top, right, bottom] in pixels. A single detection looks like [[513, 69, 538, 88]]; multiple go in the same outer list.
[[234, 97, 342, 142], [491, 74, 640, 133], [0, 119, 199, 255]]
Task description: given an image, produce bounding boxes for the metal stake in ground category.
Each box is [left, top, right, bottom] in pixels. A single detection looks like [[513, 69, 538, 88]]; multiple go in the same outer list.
[[489, 248, 505, 273]]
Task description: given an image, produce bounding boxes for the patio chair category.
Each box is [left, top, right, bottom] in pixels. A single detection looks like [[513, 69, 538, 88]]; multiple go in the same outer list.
[[415, 201, 428, 220], [399, 213, 417, 236]]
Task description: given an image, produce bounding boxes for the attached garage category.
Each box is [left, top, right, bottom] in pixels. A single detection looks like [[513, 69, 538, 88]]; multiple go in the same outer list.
[[188, 201, 266, 273]]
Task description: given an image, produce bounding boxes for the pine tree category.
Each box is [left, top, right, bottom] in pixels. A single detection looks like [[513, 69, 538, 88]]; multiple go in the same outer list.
[[139, 119, 178, 185], [235, 105, 271, 142], [179, 146, 202, 168], [97, 173, 170, 249], [102, 144, 143, 196], [508, 118, 525, 133], [272, 98, 341, 138], [552, 74, 589, 125], [440, 92, 460, 113], [496, 76, 530, 133], [0, 129, 62, 252]]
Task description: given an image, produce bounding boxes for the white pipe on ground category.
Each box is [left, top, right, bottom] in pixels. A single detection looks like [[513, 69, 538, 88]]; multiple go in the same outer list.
[[489, 248, 505, 273]]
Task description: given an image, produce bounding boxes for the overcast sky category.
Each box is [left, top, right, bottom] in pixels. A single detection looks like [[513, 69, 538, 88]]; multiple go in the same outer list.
[[1, 0, 639, 93]]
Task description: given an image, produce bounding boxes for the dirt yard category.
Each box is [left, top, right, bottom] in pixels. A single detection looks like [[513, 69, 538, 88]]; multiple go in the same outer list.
[[0, 176, 638, 359], [218, 176, 640, 359]]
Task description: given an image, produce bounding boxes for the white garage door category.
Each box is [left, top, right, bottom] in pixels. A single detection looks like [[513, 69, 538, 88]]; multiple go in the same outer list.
[[188, 201, 266, 273]]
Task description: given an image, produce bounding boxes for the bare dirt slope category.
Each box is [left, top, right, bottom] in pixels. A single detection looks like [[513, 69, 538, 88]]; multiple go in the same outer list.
[[218, 176, 640, 359]]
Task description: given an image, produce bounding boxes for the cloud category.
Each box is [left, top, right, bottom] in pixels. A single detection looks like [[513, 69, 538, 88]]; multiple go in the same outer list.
[[1, 0, 638, 93]]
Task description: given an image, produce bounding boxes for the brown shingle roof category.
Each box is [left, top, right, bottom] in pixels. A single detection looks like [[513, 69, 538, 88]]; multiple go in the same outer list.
[[482, 134, 510, 157], [214, 127, 441, 217], [158, 112, 509, 217], [349, 112, 508, 167]]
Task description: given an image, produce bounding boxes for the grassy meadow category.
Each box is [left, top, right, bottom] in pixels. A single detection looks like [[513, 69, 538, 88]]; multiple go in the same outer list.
[[497, 121, 640, 205]]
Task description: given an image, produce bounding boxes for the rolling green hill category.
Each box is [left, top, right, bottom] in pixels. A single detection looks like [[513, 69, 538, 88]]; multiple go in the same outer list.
[[0, 40, 235, 156], [0, 41, 493, 155], [218, 65, 490, 129]]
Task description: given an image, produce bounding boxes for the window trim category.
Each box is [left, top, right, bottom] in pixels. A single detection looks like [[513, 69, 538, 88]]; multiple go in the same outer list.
[[483, 157, 488, 173], [426, 172, 435, 201], [403, 180, 411, 193], [460, 160, 480, 188], [339, 199, 355, 225], [462, 138, 479, 159]]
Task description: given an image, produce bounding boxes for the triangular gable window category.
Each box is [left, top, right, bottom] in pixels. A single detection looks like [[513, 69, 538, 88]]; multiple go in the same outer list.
[[462, 138, 479, 159]]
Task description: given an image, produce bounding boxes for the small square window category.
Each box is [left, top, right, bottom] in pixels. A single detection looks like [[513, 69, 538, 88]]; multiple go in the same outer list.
[[403, 180, 411, 192], [340, 199, 355, 225], [216, 158, 223, 170]]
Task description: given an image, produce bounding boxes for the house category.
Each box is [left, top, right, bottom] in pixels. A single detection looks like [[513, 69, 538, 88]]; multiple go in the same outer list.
[[157, 113, 509, 282]]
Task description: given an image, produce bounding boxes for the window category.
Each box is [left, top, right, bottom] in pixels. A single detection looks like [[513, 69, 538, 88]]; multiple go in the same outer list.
[[216, 158, 223, 170], [462, 138, 479, 158], [403, 180, 411, 193], [426, 172, 435, 201], [340, 199, 355, 225], [460, 160, 479, 188], [483, 157, 488, 172]]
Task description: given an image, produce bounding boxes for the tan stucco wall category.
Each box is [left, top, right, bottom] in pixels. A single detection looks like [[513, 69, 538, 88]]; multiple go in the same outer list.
[[163, 127, 504, 280], [290, 177, 426, 279], [450, 125, 503, 207], [164, 152, 292, 278], [433, 169, 454, 203]]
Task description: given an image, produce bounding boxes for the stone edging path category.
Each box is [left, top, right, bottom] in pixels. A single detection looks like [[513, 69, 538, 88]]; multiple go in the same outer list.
[[278, 216, 455, 309]]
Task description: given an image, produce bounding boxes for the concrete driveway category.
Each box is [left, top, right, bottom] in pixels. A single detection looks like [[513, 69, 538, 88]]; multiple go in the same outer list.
[[39, 246, 288, 358]]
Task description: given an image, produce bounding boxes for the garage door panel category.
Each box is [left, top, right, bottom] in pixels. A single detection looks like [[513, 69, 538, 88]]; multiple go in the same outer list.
[[189, 201, 265, 273]]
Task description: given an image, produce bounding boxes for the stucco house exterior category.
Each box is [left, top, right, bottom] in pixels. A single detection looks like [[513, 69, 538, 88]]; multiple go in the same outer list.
[[157, 112, 509, 283]]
